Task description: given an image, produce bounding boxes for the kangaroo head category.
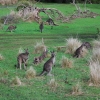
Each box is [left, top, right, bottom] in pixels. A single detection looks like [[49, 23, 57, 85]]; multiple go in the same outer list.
[[24, 49, 29, 55], [50, 51, 55, 57]]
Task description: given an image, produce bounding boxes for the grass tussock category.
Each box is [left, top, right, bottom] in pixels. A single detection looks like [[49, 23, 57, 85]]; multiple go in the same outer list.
[[61, 56, 73, 68], [89, 60, 100, 86], [47, 78, 58, 91], [11, 76, 22, 86], [91, 48, 100, 63], [25, 66, 36, 79], [34, 39, 47, 54], [0, 54, 4, 60], [65, 38, 82, 54], [18, 47, 24, 54], [92, 40, 100, 48], [71, 82, 83, 95]]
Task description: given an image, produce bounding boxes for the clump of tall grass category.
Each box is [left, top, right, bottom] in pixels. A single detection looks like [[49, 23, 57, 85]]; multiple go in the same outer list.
[[61, 56, 73, 68], [89, 60, 100, 86], [18, 47, 24, 54], [0, 54, 4, 60], [92, 40, 100, 48], [71, 82, 83, 95], [34, 39, 47, 54], [47, 78, 58, 91], [65, 38, 82, 54], [88, 47, 100, 86], [11, 76, 22, 86], [25, 66, 36, 79]]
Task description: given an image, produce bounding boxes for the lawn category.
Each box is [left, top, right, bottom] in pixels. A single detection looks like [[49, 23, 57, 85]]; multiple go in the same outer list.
[[0, 3, 100, 100]]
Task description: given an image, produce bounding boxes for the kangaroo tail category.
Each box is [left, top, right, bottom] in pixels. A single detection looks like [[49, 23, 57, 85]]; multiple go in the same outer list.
[[39, 70, 46, 76]]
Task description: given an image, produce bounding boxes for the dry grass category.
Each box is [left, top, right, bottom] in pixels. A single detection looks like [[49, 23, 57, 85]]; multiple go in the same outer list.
[[34, 39, 47, 54], [89, 60, 100, 86], [47, 78, 58, 91], [61, 56, 73, 68], [11, 76, 22, 86], [25, 66, 36, 79], [91, 48, 100, 63], [65, 38, 82, 54], [92, 40, 100, 48], [18, 47, 24, 54], [0, 54, 4, 60], [71, 82, 83, 95]]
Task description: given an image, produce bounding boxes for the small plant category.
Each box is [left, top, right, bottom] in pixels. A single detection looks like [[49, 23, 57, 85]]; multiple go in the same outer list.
[[61, 56, 73, 68], [11, 76, 22, 86], [65, 38, 82, 54], [25, 66, 36, 79], [92, 40, 100, 48], [89, 60, 100, 86], [0, 54, 4, 60], [47, 78, 58, 91], [18, 47, 24, 54], [34, 39, 47, 54], [72, 82, 83, 95]]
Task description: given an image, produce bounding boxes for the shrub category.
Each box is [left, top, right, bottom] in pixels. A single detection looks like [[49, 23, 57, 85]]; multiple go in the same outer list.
[[25, 66, 36, 79], [65, 38, 82, 54], [61, 56, 73, 68]]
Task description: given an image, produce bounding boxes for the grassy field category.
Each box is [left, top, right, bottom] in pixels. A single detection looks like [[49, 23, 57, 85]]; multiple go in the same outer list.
[[0, 3, 100, 100]]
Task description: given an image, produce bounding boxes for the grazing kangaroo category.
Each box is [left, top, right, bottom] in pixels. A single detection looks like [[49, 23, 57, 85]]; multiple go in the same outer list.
[[15, 49, 29, 70], [39, 22, 44, 33], [46, 18, 58, 29], [73, 43, 85, 58], [33, 49, 48, 64], [6, 25, 17, 32], [83, 42, 92, 49], [39, 51, 56, 76]]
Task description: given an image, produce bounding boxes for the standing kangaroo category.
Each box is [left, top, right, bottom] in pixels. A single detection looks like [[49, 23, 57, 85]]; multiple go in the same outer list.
[[73, 43, 85, 58], [39, 51, 56, 76], [6, 25, 17, 32], [15, 49, 29, 70], [33, 49, 48, 64], [39, 22, 44, 33]]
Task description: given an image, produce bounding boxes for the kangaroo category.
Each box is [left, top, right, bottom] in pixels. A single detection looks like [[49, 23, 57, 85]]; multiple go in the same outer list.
[[73, 43, 85, 58], [15, 49, 29, 70], [39, 22, 44, 33], [33, 49, 48, 64], [83, 42, 92, 49], [39, 51, 56, 76], [46, 18, 58, 29], [6, 25, 17, 32]]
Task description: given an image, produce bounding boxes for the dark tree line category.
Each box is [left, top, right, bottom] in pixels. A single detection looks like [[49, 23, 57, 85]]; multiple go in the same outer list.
[[36, 0, 100, 3]]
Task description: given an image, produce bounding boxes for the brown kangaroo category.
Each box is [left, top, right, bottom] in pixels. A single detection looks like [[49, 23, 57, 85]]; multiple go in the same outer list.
[[39, 22, 44, 33], [39, 51, 56, 76], [73, 43, 85, 58], [6, 25, 17, 32], [33, 49, 48, 64], [15, 49, 29, 70]]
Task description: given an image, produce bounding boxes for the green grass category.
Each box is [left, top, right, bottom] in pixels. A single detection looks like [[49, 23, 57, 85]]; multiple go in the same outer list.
[[0, 3, 100, 100]]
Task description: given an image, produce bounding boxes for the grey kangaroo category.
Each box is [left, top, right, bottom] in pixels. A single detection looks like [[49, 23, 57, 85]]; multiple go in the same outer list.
[[46, 18, 58, 29], [39, 51, 56, 76], [33, 49, 48, 64], [15, 49, 29, 70], [39, 22, 44, 33], [73, 43, 85, 58], [83, 42, 92, 49], [6, 25, 17, 32]]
